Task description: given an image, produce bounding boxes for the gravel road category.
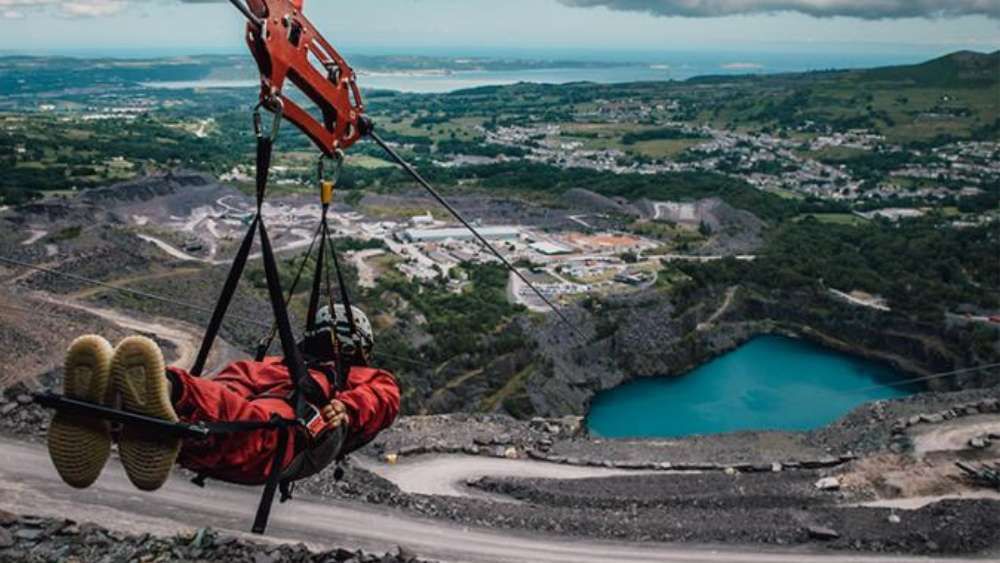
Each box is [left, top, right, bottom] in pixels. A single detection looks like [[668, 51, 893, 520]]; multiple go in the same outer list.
[[1, 438, 979, 563]]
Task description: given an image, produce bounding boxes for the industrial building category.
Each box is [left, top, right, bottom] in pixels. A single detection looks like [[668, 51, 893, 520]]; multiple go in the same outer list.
[[401, 226, 521, 243], [530, 241, 574, 256]]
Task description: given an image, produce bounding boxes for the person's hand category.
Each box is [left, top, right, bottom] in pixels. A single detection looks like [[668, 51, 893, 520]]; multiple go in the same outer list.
[[321, 399, 350, 430]]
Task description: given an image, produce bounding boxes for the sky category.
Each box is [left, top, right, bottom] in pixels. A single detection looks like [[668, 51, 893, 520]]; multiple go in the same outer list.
[[0, 0, 997, 58]]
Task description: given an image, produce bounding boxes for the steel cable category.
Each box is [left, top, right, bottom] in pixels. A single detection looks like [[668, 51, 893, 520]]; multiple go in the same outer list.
[[369, 131, 587, 344], [0, 256, 433, 369]]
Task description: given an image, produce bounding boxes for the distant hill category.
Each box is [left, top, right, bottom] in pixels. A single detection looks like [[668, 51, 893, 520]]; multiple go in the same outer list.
[[686, 50, 999, 88], [856, 50, 1000, 87]]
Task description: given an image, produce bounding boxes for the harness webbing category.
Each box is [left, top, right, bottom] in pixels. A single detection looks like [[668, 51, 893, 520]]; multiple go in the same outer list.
[[327, 229, 361, 359], [305, 207, 328, 333], [255, 221, 324, 361], [253, 420, 290, 534], [187, 108, 318, 535], [191, 215, 259, 377]]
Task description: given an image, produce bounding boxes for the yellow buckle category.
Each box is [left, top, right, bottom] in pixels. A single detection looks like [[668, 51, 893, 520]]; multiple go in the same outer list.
[[321, 180, 334, 205]]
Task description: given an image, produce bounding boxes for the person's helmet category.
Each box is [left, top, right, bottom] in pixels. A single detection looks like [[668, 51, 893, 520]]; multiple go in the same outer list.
[[313, 304, 374, 358]]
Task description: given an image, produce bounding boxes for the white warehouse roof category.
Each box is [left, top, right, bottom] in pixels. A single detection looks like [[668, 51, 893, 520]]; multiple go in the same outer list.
[[530, 241, 574, 255], [403, 226, 521, 242]]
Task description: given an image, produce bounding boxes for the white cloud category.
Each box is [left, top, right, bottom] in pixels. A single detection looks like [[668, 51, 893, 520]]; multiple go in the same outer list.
[[0, 0, 233, 18], [61, 1, 127, 17], [3, 0, 1000, 21], [0, 0, 141, 18], [558, 0, 1000, 19]]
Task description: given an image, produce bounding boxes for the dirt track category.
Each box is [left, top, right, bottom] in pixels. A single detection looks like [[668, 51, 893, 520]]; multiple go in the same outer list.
[[911, 415, 1000, 455], [0, 438, 982, 563], [357, 453, 658, 498], [37, 295, 243, 373]]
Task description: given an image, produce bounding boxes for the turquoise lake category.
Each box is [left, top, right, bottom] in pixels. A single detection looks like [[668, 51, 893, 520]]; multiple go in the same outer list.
[[587, 335, 917, 438]]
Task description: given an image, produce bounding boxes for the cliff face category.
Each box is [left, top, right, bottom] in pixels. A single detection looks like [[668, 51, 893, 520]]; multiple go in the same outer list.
[[517, 287, 999, 418], [519, 287, 749, 417]]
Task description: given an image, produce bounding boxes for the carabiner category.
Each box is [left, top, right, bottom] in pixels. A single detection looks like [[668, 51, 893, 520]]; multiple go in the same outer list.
[[318, 151, 344, 207], [318, 150, 345, 186], [253, 97, 285, 142]]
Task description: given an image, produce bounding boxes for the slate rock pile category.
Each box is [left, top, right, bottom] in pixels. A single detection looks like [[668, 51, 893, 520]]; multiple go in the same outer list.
[[370, 413, 582, 462], [0, 385, 48, 442], [890, 398, 1000, 435], [0, 510, 432, 563]]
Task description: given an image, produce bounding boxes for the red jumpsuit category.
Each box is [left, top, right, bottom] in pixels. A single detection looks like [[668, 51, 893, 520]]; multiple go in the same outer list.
[[167, 358, 399, 485]]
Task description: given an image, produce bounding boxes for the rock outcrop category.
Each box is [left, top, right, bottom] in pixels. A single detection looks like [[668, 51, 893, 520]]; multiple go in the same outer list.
[[0, 511, 432, 563]]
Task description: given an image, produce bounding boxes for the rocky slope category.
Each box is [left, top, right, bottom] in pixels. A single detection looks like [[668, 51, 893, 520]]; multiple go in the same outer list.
[[514, 286, 999, 418], [3, 351, 998, 556], [299, 390, 1000, 556], [0, 510, 431, 563]]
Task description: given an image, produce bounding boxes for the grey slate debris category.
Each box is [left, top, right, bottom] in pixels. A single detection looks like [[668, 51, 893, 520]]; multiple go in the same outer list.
[[956, 462, 1000, 491], [0, 513, 436, 563], [806, 525, 841, 541]]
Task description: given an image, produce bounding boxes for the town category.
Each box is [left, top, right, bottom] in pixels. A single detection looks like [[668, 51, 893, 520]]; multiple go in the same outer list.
[[480, 121, 1000, 204]]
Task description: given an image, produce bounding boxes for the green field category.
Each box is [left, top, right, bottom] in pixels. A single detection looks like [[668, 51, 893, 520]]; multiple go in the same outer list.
[[796, 213, 870, 226], [629, 138, 703, 159]]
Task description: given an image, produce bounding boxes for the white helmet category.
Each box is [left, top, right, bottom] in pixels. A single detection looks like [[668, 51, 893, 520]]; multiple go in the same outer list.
[[314, 304, 374, 356]]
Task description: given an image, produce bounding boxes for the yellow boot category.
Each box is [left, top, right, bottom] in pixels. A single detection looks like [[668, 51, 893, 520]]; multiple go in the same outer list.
[[47, 335, 114, 489], [112, 336, 180, 492]]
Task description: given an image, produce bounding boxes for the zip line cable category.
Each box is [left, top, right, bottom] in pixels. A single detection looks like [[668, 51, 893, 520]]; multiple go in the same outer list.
[[0, 256, 246, 323], [369, 131, 587, 344], [0, 302, 86, 322], [0, 256, 432, 369], [3, 258, 999, 389], [845, 363, 1000, 394], [226, 0, 262, 28]]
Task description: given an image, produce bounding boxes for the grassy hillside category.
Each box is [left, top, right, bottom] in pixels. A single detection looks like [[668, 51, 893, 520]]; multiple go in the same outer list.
[[857, 50, 1000, 88]]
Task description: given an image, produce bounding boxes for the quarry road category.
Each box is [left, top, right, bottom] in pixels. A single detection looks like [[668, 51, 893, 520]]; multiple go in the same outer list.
[[912, 414, 1000, 455], [0, 440, 982, 563], [355, 453, 660, 499], [21, 229, 48, 246], [698, 286, 737, 331], [137, 234, 207, 263], [36, 295, 242, 374], [137, 232, 315, 266], [351, 248, 385, 289]]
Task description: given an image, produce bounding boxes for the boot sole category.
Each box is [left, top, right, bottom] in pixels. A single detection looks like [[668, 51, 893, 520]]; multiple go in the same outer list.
[[47, 335, 114, 489], [113, 336, 180, 492]]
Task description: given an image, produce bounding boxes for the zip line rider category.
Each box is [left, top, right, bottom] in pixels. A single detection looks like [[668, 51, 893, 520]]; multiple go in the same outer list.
[[48, 305, 400, 491]]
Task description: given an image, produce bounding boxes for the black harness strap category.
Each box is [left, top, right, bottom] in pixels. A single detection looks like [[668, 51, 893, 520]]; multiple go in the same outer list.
[[191, 215, 260, 377], [249, 119, 315, 535], [252, 418, 290, 535], [255, 136, 274, 200], [325, 233, 368, 368], [184, 107, 313, 536], [305, 205, 329, 333], [257, 219, 314, 412], [202, 417, 300, 434], [320, 222, 349, 389], [256, 221, 323, 362], [191, 112, 279, 377]]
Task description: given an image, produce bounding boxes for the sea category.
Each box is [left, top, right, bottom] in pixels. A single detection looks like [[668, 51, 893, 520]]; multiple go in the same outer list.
[[138, 49, 946, 94]]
